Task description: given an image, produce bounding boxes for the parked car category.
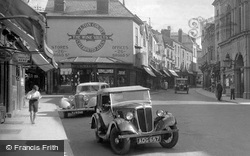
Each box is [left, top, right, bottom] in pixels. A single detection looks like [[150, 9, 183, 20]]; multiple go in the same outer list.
[[59, 82, 109, 118], [175, 78, 189, 94], [90, 85, 179, 155]]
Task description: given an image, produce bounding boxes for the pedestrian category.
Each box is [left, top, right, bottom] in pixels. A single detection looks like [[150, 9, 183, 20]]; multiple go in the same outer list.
[[216, 81, 223, 101], [230, 82, 235, 100], [26, 85, 42, 124]]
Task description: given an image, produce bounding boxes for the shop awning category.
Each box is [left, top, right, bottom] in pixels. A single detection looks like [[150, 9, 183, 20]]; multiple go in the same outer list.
[[160, 70, 170, 77], [149, 65, 163, 77], [143, 66, 156, 77], [0, 0, 57, 71], [168, 69, 179, 77]]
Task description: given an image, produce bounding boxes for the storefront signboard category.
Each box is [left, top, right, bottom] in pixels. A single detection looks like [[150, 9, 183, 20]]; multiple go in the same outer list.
[[0, 49, 12, 62]]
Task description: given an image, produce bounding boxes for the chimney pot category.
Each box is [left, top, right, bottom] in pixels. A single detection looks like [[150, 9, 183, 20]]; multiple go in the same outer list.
[[54, 0, 66, 12], [97, 0, 109, 14]]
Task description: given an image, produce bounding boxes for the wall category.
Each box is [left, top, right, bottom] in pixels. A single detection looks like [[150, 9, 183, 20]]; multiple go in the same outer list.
[[47, 18, 134, 63]]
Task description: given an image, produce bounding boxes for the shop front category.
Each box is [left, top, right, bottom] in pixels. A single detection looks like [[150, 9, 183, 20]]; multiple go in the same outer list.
[[56, 56, 133, 93], [0, 0, 57, 117]]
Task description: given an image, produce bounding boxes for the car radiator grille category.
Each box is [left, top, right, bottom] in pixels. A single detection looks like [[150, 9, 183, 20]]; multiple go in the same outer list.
[[136, 108, 153, 132]]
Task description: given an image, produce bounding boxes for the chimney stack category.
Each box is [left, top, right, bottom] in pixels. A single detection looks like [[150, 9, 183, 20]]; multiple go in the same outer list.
[[97, 0, 110, 14], [161, 27, 171, 43], [54, 0, 66, 12], [178, 29, 182, 43]]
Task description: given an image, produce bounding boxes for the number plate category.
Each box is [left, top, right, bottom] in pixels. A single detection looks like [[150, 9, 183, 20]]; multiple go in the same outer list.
[[137, 135, 161, 144]]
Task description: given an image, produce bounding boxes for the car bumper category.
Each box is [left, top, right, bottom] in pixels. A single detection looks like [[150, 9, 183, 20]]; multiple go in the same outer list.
[[118, 129, 179, 139]]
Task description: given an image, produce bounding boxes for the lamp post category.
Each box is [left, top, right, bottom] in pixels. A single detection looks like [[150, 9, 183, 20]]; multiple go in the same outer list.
[[223, 53, 233, 68]]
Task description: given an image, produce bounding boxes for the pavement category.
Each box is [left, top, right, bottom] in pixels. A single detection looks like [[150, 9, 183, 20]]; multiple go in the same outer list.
[[195, 88, 250, 105], [0, 95, 74, 156], [1, 88, 250, 156]]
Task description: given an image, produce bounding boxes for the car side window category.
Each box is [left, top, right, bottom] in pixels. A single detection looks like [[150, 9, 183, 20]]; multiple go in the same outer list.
[[102, 95, 110, 105]]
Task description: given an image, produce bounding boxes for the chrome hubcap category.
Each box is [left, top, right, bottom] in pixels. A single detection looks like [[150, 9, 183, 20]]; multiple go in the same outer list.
[[115, 138, 120, 144]]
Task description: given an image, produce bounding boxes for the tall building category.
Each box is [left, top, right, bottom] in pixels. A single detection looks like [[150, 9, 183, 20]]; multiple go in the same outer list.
[[212, 0, 250, 98], [30, 0, 158, 93], [0, 0, 57, 117], [200, 22, 216, 90]]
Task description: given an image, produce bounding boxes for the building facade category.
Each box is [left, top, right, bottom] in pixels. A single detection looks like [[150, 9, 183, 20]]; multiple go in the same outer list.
[[213, 0, 250, 98], [38, 0, 158, 93], [200, 22, 216, 91], [0, 0, 57, 117]]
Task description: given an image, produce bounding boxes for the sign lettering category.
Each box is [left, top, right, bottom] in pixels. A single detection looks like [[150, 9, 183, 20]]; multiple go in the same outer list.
[[68, 22, 113, 53]]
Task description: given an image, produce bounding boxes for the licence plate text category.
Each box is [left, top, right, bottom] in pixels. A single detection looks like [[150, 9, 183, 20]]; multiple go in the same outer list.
[[137, 136, 161, 144]]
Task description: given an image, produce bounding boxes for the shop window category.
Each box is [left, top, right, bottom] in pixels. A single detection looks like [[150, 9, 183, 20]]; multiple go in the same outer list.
[[97, 69, 114, 87], [60, 68, 72, 86], [118, 70, 127, 86]]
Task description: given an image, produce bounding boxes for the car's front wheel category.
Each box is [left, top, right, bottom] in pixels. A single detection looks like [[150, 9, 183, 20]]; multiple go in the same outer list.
[[110, 127, 130, 155], [160, 125, 178, 148], [94, 119, 103, 143]]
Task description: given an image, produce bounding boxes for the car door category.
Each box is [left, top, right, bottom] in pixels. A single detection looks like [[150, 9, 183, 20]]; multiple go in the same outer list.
[[99, 95, 113, 128]]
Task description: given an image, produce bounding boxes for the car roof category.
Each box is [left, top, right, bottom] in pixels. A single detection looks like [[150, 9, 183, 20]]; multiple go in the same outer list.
[[77, 82, 109, 86], [98, 85, 149, 94]]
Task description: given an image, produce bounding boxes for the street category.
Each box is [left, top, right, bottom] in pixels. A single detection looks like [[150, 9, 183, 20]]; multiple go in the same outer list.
[[60, 88, 250, 156]]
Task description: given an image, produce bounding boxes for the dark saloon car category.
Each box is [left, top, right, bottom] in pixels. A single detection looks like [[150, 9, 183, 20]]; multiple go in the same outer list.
[[175, 78, 189, 94], [90, 85, 179, 155]]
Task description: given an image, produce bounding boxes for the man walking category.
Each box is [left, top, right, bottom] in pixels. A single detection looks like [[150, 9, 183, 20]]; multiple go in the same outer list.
[[216, 81, 223, 101], [230, 82, 235, 100], [26, 85, 42, 124]]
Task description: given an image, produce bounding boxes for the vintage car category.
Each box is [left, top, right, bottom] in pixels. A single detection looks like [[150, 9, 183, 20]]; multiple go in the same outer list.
[[175, 78, 189, 94], [58, 82, 109, 118], [90, 85, 179, 155]]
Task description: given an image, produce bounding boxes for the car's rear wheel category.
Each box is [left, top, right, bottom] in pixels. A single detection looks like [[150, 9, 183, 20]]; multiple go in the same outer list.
[[160, 125, 178, 148], [110, 127, 130, 155]]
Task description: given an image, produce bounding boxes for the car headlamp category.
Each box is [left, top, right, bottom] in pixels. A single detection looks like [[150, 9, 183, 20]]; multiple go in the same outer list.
[[125, 112, 134, 120], [156, 110, 165, 117], [83, 95, 89, 101]]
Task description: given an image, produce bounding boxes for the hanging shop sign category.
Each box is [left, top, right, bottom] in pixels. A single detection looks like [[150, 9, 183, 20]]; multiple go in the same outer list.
[[0, 49, 13, 61], [13, 53, 30, 64], [68, 22, 113, 53]]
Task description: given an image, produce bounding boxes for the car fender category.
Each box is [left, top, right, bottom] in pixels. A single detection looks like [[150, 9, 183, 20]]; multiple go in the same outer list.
[[60, 97, 72, 109], [91, 113, 101, 129], [154, 114, 177, 131], [86, 96, 97, 108], [106, 118, 137, 137]]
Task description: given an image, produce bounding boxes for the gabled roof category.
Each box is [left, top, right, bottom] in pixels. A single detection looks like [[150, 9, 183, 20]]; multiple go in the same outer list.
[[44, 0, 135, 18]]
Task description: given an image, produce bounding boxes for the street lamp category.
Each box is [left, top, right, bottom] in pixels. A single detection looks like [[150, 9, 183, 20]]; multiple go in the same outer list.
[[223, 53, 233, 68]]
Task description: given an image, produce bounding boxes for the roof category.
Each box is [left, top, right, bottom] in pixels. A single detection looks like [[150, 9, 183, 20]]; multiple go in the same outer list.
[[60, 56, 129, 64], [98, 85, 149, 93], [77, 82, 108, 86], [44, 0, 135, 18]]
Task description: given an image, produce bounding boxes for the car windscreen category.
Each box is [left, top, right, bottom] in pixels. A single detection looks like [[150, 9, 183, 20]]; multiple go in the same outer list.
[[176, 80, 187, 84], [110, 90, 150, 105], [77, 85, 99, 92]]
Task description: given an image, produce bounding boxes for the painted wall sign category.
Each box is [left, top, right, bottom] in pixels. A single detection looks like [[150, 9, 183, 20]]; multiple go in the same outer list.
[[51, 45, 70, 57], [67, 22, 113, 53]]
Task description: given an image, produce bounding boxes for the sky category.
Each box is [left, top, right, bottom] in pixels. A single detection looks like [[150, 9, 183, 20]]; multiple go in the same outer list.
[[124, 0, 215, 34]]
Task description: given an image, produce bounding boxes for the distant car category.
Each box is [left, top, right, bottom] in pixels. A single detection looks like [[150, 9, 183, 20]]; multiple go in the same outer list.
[[59, 82, 109, 118], [90, 85, 179, 155], [175, 78, 189, 94]]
